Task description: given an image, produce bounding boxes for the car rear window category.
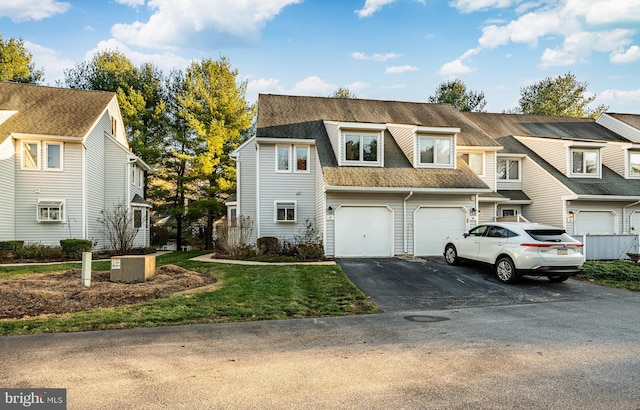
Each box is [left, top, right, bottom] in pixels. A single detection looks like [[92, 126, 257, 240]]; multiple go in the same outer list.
[[525, 229, 575, 242]]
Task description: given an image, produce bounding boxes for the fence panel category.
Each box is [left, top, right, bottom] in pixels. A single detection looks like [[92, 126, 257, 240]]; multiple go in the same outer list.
[[571, 234, 640, 261]]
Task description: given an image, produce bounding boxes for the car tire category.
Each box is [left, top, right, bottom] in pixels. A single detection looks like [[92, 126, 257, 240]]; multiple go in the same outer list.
[[548, 275, 569, 283], [444, 244, 460, 266], [495, 256, 518, 284]]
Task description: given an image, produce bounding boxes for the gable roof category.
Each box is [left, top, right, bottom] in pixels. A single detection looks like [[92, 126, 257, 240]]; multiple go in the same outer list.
[[497, 135, 640, 198], [607, 113, 640, 130], [257, 94, 501, 147], [256, 94, 493, 192], [0, 82, 116, 144], [463, 112, 627, 142]]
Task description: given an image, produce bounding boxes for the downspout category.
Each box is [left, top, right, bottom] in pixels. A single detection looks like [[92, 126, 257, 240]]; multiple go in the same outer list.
[[623, 199, 640, 233], [403, 191, 414, 254]]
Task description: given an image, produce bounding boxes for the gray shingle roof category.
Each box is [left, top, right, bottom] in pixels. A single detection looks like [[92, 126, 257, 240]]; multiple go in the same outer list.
[[256, 94, 494, 191], [0, 82, 115, 144], [463, 112, 627, 142]]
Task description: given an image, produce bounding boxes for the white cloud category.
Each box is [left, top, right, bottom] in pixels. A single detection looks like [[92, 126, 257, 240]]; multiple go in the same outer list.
[[24, 41, 75, 85], [352, 52, 401, 61], [111, 0, 302, 49], [115, 0, 145, 6], [290, 76, 336, 95], [438, 58, 473, 76], [611, 45, 640, 63], [450, 0, 519, 13], [540, 29, 634, 67], [0, 0, 69, 22], [86, 39, 189, 75], [382, 84, 406, 89], [599, 88, 640, 104], [571, 0, 640, 24], [385, 65, 419, 74], [356, 0, 398, 18]]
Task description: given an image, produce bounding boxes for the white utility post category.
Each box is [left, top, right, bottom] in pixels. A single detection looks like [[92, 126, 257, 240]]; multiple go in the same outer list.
[[82, 252, 92, 287]]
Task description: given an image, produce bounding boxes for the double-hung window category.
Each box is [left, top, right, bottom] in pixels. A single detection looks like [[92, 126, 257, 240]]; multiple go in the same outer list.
[[497, 159, 520, 180], [22, 141, 40, 169], [275, 201, 296, 222], [571, 149, 598, 176], [45, 142, 63, 170], [343, 133, 381, 165], [37, 200, 65, 223], [276, 145, 310, 172], [418, 135, 452, 167], [629, 151, 640, 177]]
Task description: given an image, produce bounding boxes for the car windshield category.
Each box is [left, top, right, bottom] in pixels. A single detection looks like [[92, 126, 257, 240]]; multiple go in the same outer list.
[[525, 229, 575, 243]]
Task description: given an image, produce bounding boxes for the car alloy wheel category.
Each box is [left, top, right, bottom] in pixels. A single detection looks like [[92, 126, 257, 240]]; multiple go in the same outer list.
[[444, 244, 459, 265], [495, 256, 518, 283]]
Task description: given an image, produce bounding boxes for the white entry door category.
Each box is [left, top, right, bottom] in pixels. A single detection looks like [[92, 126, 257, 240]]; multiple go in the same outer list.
[[414, 207, 467, 256], [334, 206, 393, 257]]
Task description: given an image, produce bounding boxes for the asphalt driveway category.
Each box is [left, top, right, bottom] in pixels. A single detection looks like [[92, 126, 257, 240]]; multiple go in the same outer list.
[[338, 257, 625, 312]]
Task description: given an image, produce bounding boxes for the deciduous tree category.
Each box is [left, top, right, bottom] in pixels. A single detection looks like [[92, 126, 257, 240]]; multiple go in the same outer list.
[[428, 79, 486, 112], [0, 34, 43, 83]]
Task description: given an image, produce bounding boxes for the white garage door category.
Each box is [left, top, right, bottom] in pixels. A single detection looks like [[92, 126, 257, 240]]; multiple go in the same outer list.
[[335, 206, 393, 257], [575, 211, 615, 235], [415, 207, 467, 256]]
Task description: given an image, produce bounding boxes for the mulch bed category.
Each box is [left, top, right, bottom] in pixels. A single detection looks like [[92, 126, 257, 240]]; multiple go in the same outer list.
[[0, 265, 217, 320]]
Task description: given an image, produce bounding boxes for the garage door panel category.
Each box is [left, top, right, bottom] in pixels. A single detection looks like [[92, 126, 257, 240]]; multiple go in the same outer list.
[[415, 207, 466, 256], [575, 211, 614, 235], [335, 206, 393, 257]]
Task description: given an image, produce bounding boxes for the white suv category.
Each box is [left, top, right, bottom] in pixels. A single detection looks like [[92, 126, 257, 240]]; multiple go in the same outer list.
[[443, 222, 585, 283]]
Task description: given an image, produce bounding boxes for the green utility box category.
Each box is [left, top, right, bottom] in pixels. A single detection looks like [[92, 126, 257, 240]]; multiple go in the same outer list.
[[110, 254, 156, 283]]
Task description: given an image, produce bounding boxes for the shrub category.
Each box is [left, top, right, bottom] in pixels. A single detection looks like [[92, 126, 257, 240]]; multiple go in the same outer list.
[[60, 239, 93, 259], [0, 241, 24, 252], [19, 243, 65, 260], [583, 261, 640, 281], [257, 237, 279, 255]]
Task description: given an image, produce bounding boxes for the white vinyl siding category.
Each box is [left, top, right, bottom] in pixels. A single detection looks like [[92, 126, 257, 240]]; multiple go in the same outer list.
[[596, 113, 640, 144], [85, 120, 107, 248], [323, 121, 341, 163], [600, 141, 627, 177], [387, 124, 415, 166], [236, 138, 258, 244], [258, 143, 316, 239], [14, 141, 83, 246], [314, 150, 327, 251], [0, 138, 15, 240]]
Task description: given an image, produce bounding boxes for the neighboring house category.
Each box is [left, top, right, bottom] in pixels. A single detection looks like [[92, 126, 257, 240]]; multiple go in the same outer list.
[[231, 94, 502, 257], [0, 82, 151, 250], [464, 112, 640, 236]]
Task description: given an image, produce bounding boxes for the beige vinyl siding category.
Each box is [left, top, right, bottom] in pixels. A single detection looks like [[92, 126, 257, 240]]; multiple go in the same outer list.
[[257, 143, 316, 240], [15, 141, 83, 246], [0, 110, 17, 125], [516, 136, 569, 175], [601, 141, 628, 177], [521, 158, 573, 227], [596, 114, 640, 143], [479, 202, 495, 223], [0, 138, 15, 240], [236, 138, 257, 244], [387, 124, 416, 166], [323, 121, 341, 162], [474, 150, 496, 190]]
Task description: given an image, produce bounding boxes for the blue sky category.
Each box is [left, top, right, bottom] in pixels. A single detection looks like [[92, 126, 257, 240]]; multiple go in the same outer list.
[[2, 0, 639, 113]]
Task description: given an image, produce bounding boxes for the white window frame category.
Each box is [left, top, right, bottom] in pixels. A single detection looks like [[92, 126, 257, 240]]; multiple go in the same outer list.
[[416, 135, 454, 168], [294, 145, 310, 173], [457, 151, 484, 175], [629, 150, 640, 178], [275, 200, 296, 223], [342, 132, 382, 166], [570, 148, 600, 177], [36, 199, 65, 223], [44, 142, 63, 171], [275, 145, 291, 173], [21, 141, 41, 170], [497, 158, 521, 181]]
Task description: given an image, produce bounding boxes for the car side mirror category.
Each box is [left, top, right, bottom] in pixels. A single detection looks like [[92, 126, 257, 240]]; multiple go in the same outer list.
[[463, 232, 470, 238]]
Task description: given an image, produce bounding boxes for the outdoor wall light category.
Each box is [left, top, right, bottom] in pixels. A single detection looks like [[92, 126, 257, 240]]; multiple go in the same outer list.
[[470, 207, 477, 217], [327, 206, 334, 216], [568, 211, 575, 219]]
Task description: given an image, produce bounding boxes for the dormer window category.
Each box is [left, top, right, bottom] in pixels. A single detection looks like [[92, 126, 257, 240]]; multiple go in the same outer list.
[[417, 135, 453, 167], [629, 151, 640, 178], [342, 132, 382, 166], [571, 148, 599, 177]]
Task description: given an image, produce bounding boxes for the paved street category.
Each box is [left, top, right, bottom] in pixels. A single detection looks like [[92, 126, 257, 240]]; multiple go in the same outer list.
[[1, 277, 639, 409]]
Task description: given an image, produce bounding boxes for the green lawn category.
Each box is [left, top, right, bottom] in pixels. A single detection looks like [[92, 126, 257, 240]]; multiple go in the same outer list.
[[0, 252, 377, 336]]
